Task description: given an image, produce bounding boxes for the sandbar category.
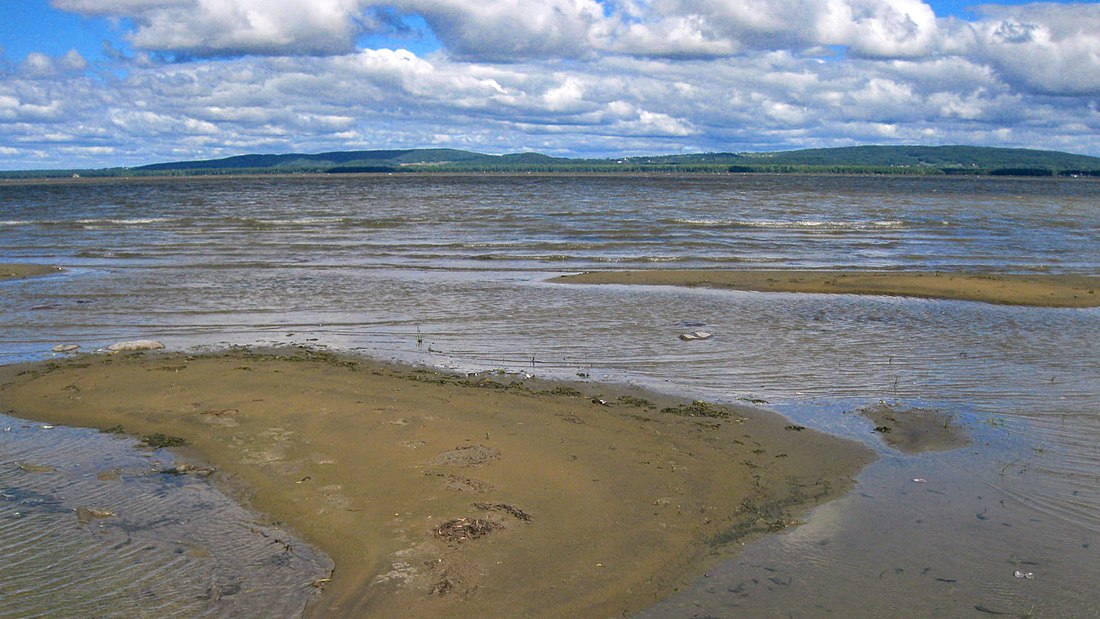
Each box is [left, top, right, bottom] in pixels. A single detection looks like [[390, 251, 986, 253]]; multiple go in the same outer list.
[[0, 348, 871, 618], [0, 264, 61, 281], [555, 270, 1100, 308]]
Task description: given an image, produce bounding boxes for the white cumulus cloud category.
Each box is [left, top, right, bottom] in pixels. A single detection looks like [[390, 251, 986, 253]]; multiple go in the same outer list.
[[613, 0, 940, 58], [969, 3, 1100, 95], [55, 0, 368, 57], [399, 0, 610, 60]]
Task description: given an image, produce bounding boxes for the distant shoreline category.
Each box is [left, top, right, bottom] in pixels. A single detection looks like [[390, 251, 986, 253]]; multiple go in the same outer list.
[[3, 145, 1099, 180], [555, 270, 1100, 308], [5, 170, 1100, 186]]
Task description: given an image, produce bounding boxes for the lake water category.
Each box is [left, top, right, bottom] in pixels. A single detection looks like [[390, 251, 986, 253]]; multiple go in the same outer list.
[[2, 174, 1098, 617], [0, 413, 331, 618]]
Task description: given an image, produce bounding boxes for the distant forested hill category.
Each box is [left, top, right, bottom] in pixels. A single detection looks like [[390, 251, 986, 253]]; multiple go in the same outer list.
[[616, 145, 1100, 175], [126, 144, 1100, 176], [4, 145, 1100, 178], [132, 148, 498, 173], [731, 145, 1100, 175]]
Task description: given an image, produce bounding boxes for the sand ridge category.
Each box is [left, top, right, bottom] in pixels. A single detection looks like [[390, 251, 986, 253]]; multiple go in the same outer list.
[[0, 264, 62, 281], [0, 348, 871, 618], [555, 270, 1100, 308]]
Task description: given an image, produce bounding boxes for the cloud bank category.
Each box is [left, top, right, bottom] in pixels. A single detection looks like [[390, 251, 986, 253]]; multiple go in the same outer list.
[[1, 0, 1098, 168]]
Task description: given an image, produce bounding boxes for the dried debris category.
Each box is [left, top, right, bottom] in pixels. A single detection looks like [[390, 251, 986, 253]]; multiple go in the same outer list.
[[661, 400, 734, 419], [17, 462, 57, 473], [142, 433, 188, 448], [160, 463, 216, 477], [437, 473, 496, 494], [474, 502, 532, 522], [76, 506, 116, 524], [434, 517, 500, 543], [430, 445, 501, 467]]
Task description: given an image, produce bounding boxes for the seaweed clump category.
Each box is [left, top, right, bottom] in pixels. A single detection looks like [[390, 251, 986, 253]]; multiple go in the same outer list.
[[434, 517, 500, 543], [660, 400, 733, 419], [142, 433, 188, 448]]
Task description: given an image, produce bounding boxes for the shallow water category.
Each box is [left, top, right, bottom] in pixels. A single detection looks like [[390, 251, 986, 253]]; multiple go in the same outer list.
[[2, 174, 1098, 616], [0, 414, 331, 619]]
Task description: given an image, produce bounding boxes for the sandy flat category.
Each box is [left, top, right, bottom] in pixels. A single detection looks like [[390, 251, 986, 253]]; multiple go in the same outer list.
[[555, 270, 1100, 308], [0, 348, 871, 618], [0, 264, 61, 281]]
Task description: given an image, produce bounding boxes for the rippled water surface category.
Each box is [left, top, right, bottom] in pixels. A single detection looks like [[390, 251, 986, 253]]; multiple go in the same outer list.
[[0, 414, 331, 618], [2, 174, 1098, 616]]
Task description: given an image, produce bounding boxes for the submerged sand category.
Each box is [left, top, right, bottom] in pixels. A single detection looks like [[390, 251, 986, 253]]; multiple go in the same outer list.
[[556, 270, 1100, 308], [856, 401, 968, 454], [0, 264, 61, 281], [0, 348, 870, 618]]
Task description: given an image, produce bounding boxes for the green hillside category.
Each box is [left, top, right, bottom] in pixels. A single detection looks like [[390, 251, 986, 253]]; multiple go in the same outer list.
[[133, 148, 495, 173], [4, 145, 1100, 178], [736, 145, 1100, 174], [613, 145, 1100, 175]]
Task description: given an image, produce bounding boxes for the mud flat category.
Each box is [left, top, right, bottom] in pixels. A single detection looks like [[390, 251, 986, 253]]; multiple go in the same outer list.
[[0, 348, 871, 618], [555, 270, 1100, 308], [856, 401, 968, 454], [0, 264, 61, 281]]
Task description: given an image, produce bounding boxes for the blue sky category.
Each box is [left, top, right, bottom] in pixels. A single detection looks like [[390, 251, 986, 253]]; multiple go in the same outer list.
[[2, 0, 1099, 169], [0, 2, 446, 63]]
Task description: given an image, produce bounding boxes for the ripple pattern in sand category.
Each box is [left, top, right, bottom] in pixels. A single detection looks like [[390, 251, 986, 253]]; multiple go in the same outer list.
[[0, 414, 331, 619]]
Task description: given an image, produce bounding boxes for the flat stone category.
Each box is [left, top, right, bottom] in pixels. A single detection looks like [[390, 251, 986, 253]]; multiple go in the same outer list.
[[52, 344, 80, 353], [107, 339, 165, 352]]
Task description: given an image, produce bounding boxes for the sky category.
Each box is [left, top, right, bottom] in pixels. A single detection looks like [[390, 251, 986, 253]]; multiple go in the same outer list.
[[1, 1, 1098, 169]]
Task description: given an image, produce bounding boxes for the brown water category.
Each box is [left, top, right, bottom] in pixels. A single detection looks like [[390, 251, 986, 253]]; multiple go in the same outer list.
[[1, 174, 1098, 616]]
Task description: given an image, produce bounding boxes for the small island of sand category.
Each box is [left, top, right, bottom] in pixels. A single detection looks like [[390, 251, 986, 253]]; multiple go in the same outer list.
[[0, 264, 62, 281], [555, 270, 1100, 308], [0, 348, 871, 618]]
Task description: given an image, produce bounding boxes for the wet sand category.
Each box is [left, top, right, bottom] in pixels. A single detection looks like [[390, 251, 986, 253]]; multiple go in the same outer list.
[[0, 264, 61, 281], [0, 348, 871, 618], [555, 270, 1100, 308], [855, 401, 968, 454]]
